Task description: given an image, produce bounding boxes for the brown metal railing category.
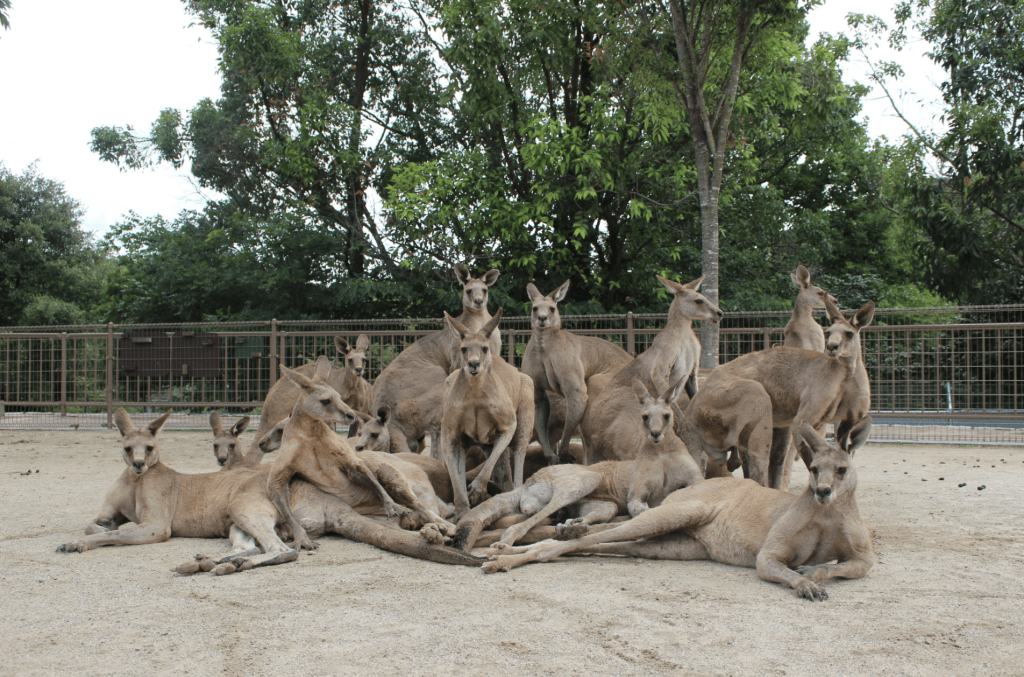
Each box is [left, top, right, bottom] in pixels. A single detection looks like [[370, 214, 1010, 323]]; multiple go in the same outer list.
[[1, 305, 1022, 444]]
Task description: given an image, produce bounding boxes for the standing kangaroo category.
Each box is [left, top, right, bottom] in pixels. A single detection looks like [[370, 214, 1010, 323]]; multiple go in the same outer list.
[[783, 265, 836, 352], [453, 378, 703, 551], [439, 308, 535, 517], [370, 264, 502, 456], [521, 280, 633, 466], [333, 334, 374, 416], [580, 275, 722, 463], [482, 420, 875, 602]]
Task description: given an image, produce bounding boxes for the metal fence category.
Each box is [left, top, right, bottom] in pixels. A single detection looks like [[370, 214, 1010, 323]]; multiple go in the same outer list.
[[1, 304, 1022, 445]]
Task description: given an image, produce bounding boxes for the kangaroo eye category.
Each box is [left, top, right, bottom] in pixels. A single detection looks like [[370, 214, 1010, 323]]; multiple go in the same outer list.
[[482, 347, 488, 354], [228, 444, 235, 451], [837, 467, 847, 476], [695, 299, 704, 305], [145, 446, 154, 453], [845, 331, 854, 339], [320, 398, 331, 405], [811, 467, 819, 476], [370, 433, 379, 439], [125, 447, 132, 454], [532, 308, 538, 313], [818, 291, 824, 296], [642, 414, 649, 421], [461, 347, 467, 353]]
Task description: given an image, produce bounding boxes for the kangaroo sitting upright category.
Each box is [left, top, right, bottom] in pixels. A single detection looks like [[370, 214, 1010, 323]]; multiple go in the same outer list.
[[482, 420, 875, 602]]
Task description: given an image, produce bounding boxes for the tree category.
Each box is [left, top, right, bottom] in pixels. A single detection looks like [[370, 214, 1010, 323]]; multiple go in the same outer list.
[[0, 0, 11, 32], [0, 164, 109, 326]]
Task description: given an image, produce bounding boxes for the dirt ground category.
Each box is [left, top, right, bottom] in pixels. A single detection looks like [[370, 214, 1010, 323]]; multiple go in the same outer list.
[[1, 430, 1022, 677]]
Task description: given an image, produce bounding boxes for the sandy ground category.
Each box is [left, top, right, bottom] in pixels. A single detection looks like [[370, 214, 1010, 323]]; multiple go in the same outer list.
[[1, 430, 1022, 677]]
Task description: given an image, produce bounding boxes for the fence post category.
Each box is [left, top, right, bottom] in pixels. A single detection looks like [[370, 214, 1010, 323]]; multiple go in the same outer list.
[[105, 322, 114, 429], [763, 328, 771, 351], [269, 319, 278, 387], [507, 329, 515, 366], [627, 312, 635, 356], [60, 332, 67, 417]]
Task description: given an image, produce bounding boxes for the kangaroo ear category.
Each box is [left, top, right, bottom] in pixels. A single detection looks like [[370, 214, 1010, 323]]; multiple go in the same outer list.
[[444, 311, 470, 339], [335, 336, 351, 356], [313, 355, 332, 381], [662, 376, 687, 404], [377, 406, 391, 425], [346, 419, 361, 438], [632, 378, 651, 405], [209, 411, 225, 435], [551, 279, 570, 303], [114, 408, 135, 437], [481, 269, 500, 287], [842, 415, 872, 455], [454, 263, 471, 285], [482, 307, 503, 338], [355, 334, 370, 351], [797, 421, 832, 457], [852, 301, 875, 329], [281, 364, 314, 390], [682, 275, 706, 291], [823, 295, 845, 325], [147, 408, 173, 436], [794, 265, 810, 289], [526, 283, 543, 304], [656, 275, 685, 295], [231, 416, 250, 438]]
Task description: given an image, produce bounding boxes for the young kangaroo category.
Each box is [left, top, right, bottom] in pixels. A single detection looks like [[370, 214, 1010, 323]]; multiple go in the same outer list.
[[483, 420, 875, 602], [439, 308, 535, 517], [783, 265, 836, 353], [520, 280, 633, 466], [209, 411, 251, 468], [580, 275, 722, 463], [370, 264, 502, 456], [334, 334, 374, 415], [453, 378, 703, 551], [265, 357, 456, 550]]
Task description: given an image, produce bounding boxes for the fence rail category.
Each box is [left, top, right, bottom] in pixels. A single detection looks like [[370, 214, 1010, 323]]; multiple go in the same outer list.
[[2, 304, 1022, 445]]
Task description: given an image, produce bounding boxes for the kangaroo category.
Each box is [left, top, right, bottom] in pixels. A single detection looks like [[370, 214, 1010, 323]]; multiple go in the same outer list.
[[702, 298, 875, 489], [453, 378, 703, 551], [580, 275, 722, 463], [265, 357, 457, 550], [520, 280, 633, 466], [333, 334, 374, 415], [783, 265, 836, 353], [482, 420, 874, 602], [370, 264, 502, 456], [439, 308, 535, 517], [210, 411, 251, 468], [237, 338, 361, 468]]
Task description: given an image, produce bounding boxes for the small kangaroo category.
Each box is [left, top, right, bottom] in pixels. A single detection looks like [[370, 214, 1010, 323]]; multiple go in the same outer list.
[[333, 334, 374, 415], [453, 378, 703, 552], [783, 265, 836, 353], [482, 420, 875, 602], [209, 411, 251, 468]]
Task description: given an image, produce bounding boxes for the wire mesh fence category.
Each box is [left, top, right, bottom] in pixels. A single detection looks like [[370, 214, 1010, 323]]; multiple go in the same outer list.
[[2, 305, 1022, 445]]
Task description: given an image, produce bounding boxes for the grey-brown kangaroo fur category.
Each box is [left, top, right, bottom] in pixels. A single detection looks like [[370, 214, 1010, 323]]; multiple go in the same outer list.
[[482, 420, 875, 601], [783, 265, 836, 353], [369, 264, 502, 456], [439, 308, 535, 517], [453, 378, 703, 551], [210, 411, 251, 468], [521, 280, 633, 466], [580, 275, 722, 463]]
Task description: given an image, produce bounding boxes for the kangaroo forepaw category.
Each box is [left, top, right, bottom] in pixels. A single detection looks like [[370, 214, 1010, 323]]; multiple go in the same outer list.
[[56, 541, 86, 554], [419, 523, 454, 546], [291, 536, 320, 551], [795, 579, 829, 602], [467, 482, 490, 507], [555, 519, 590, 540]]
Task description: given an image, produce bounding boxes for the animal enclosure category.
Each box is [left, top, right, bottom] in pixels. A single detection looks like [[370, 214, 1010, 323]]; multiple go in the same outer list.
[[1, 305, 1022, 444]]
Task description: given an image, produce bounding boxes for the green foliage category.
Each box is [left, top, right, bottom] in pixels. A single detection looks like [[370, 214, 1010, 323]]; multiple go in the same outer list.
[[0, 164, 109, 326]]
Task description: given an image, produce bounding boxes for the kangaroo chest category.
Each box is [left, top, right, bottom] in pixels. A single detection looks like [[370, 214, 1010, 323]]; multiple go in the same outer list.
[[457, 404, 509, 444]]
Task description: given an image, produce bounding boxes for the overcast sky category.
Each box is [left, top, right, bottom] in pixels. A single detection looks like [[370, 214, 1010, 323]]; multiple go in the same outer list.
[[0, 0, 945, 238]]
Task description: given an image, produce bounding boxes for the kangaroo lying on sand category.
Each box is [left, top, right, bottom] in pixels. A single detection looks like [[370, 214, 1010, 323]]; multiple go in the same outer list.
[[266, 357, 457, 550], [520, 280, 633, 465], [482, 420, 874, 601], [454, 378, 703, 551], [439, 308, 535, 516]]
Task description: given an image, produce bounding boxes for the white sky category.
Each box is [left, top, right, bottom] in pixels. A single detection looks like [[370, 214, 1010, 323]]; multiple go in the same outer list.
[[0, 0, 945, 238]]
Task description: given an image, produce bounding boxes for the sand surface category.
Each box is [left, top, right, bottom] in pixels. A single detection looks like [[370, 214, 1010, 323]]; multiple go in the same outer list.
[[1, 430, 1022, 676]]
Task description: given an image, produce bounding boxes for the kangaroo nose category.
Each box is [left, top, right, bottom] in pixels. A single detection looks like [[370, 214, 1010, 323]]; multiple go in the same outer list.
[[716, 309, 724, 319], [354, 444, 364, 452], [217, 458, 225, 466], [345, 412, 356, 424], [132, 462, 144, 471], [817, 486, 832, 498]]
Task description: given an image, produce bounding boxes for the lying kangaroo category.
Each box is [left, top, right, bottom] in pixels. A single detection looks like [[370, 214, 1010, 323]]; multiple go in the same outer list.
[[482, 421, 875, 602], [439, 308, 535, 516], [783, 265, 836, 352], [370, 264, 502, 456], [454, 378, 703, 551], [707, 299, 875, 488], [210, 411, 251, 468], [521, 280, 633, 465], [580, 275, 722, 463], [236, 336, 362, 468], [265, 357, 457, 550]]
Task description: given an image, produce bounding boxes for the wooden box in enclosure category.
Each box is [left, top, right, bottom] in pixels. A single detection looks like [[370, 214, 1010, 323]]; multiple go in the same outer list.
[[119, 331, 221, 379]]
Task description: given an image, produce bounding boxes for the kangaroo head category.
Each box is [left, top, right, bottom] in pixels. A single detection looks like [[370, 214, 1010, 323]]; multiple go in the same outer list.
[[336, 334, 371, 379], [657, 275, 724, 324], [113, 408, 171, 475], [454, 263, 500, 312], [797, 421, 857, 506], [823, 297, 874, 360], [281, 355, 357, 425], [209, 411, 250, 468], [258, 416, 289, 454], [350, 406, 391, 452], [791, 264, 836, 309], [526, 279, 569, 330], [633, 377, 685, 445], [446, 307, 503, 377]]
